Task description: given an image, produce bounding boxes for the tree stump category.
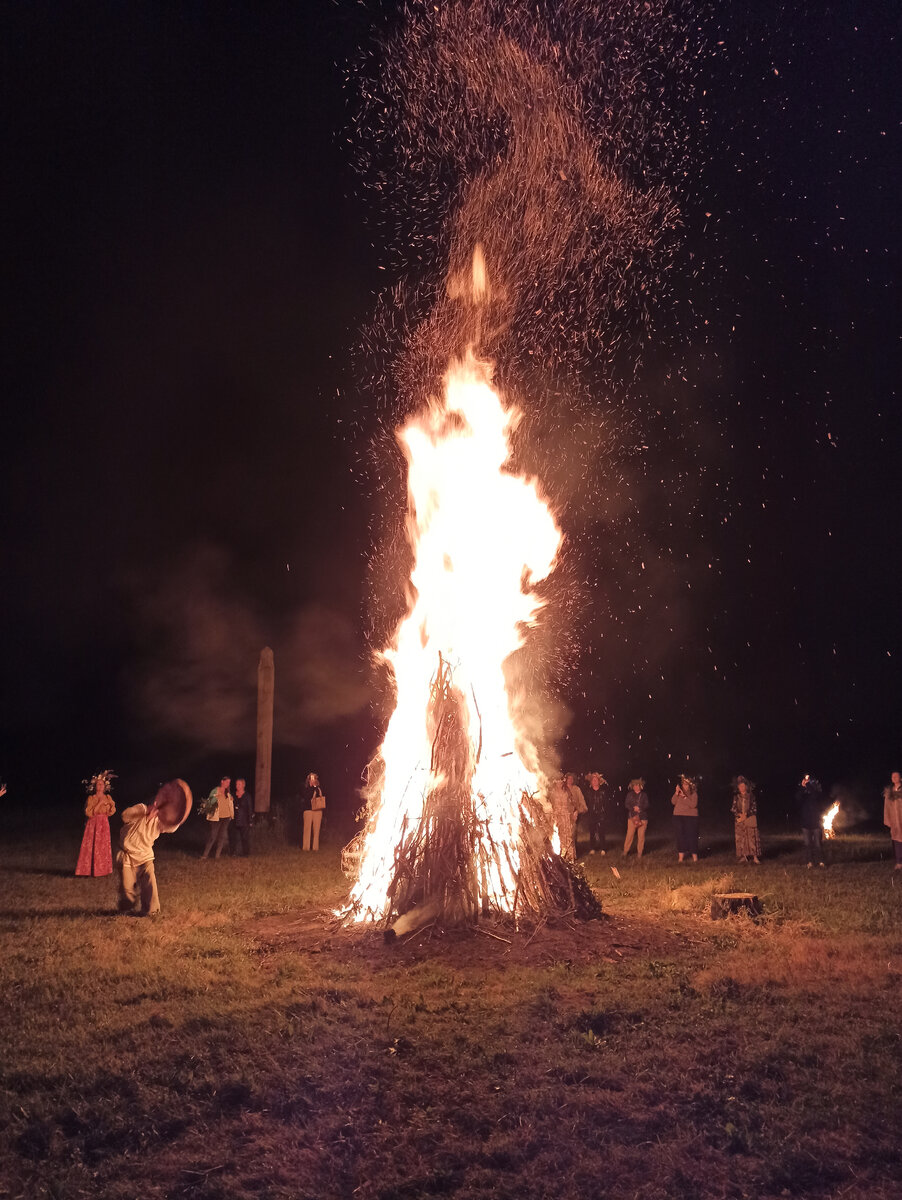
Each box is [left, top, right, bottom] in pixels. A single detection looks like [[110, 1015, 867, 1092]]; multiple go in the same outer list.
[[710, 892, 762, 921]]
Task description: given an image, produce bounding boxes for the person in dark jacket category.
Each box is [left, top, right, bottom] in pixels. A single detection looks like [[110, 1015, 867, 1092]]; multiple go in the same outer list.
[[583, 772, 611, 855], [623, 778, 649, 858], [797, 774, 827, 868], [229, 777, 254, 857]]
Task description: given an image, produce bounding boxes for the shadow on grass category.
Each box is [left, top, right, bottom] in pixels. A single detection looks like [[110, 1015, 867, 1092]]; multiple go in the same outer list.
[[0, 907, 119, 920], [0, 865, 80, 878]]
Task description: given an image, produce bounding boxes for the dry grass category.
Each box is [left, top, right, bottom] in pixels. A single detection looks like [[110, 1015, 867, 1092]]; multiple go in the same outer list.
[[1, 821, 901, 1199]]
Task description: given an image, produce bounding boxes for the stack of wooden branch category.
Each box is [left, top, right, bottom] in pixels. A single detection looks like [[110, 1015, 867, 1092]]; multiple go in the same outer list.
[[346, 655, 602, 934]]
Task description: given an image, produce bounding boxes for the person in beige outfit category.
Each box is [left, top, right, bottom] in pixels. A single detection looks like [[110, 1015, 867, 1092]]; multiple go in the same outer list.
[[550, 776, 576, 859], [302, 772, 325, 851], [201, 775, 234, 859], [117, 780, 192, 916]]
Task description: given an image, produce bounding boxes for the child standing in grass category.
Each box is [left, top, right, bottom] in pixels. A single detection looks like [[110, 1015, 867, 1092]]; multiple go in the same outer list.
[[117, 780, 192, 916], [883, 771, 902, 871], [75, 770, 116, 877]]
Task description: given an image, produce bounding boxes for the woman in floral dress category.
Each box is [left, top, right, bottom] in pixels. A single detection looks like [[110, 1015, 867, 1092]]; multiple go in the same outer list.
[[731, 775, 761, 864], [75, 770, 116, 876]]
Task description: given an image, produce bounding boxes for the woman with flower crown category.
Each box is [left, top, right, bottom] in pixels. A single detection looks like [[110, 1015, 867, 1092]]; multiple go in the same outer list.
[[75, 770, 116, 876]]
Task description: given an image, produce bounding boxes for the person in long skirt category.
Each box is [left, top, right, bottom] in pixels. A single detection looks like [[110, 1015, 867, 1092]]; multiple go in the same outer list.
[[732, 775, 761, 863], [671, 774, 699, 863], [76, 769, 116, 876]]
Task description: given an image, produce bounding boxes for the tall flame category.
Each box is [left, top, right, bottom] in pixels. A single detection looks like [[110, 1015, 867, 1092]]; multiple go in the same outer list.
[[822, 800, 840, 839], [345, 347, 563, 924]]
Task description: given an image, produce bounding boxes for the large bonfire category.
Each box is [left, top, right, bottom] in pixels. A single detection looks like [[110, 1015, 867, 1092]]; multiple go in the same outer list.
[[343, 255, 598, 933], [341, 0, 687, 934]]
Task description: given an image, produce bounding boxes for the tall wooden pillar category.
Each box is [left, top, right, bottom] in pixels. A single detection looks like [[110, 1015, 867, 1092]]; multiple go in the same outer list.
[[255, 646, 274, 815]]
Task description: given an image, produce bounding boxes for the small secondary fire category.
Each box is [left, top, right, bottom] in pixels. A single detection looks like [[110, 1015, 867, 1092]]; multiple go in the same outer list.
[[822, 801, 840, 839], [342, 258, 597, 933]]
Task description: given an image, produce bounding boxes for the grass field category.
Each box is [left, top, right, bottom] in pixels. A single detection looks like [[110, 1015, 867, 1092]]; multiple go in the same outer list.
[[1, 818, 900, 1200]]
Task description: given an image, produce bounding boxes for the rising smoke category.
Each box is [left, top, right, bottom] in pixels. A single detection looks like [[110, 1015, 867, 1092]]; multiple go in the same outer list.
[[128, 545, 369, 752], [351, 0, 699, 767]]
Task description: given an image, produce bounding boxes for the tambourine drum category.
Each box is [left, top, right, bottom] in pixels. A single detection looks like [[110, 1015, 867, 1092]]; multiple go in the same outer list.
[[154, 779, 193, 831]]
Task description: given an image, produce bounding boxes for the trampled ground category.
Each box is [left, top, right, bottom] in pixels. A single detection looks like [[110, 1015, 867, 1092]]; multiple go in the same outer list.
[[1, 821, 900, 1199]]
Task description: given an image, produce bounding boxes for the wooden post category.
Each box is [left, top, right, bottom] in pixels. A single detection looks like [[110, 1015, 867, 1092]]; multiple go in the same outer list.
[[255, 647, 274, 817]]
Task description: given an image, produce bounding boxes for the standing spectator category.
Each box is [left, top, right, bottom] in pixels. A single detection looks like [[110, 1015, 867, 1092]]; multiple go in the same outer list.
[[583, 772, 611, 855], [797, 774, 827, 868], [623, 778, 649, 859], [201, 775, 234, 860], [117, 779, 192, 916], [75, 769, 116, 877], [671, 774, 700, 863], [731, 775, 761, 864], [550, 775, 577, 859], [565, 772, 587, 855], [883, 770, 902, 871], [229, 777, 254, 857], [302, 772, 325, 852]]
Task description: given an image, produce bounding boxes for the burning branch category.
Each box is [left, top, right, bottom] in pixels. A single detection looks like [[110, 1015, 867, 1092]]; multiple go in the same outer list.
[[823, 801, 840, 839]]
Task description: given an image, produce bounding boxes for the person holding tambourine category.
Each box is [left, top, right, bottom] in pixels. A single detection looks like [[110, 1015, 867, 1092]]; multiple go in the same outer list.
[[302, 772, 325, 852]]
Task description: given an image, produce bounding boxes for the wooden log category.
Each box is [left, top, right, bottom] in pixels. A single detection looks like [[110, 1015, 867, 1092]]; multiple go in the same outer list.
[[384, 898, 441, 943], [254, 647, 274, 817], [710, 892, 762, 921]]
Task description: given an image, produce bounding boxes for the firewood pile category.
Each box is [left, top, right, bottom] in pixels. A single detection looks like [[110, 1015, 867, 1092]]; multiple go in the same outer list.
[[343, 656, 601, 934]]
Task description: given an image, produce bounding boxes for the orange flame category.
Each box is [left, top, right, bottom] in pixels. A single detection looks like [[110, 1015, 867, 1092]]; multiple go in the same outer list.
[[345, 348, 563, 923], [822, 800, 840, 839]]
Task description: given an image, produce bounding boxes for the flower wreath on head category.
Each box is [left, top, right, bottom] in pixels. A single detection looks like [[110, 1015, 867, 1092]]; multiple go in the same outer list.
[[83, 769, 116, 794]]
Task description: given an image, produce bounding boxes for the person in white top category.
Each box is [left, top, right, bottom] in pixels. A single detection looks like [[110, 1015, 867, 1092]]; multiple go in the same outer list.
[[117, 779, 192, 916], [201, 775, 235, 860]]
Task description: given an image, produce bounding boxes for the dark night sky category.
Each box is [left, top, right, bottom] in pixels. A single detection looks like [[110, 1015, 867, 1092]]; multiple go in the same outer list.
[[1, 2, 899, 816]]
